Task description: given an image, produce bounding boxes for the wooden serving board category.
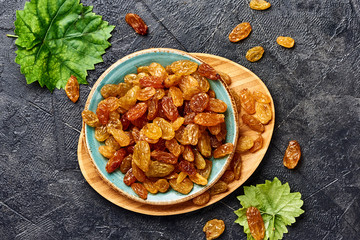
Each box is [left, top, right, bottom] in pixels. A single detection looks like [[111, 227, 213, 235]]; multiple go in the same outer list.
[[77, 53, 275, 216]]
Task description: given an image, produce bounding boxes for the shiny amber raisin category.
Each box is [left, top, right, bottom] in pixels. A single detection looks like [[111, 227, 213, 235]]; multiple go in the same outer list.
[[246, 46, 265, 62], [228, 22, 252, 43], [148, 62, 168, 81], [277, 36, 295, 48], [236, 136, 254, 152], [133, 141, 151, 172], [213, 143, 234, 158], [143, 123, 162, 140], [198, 63, 220, 80], [168, 86, 184, 107], [161, 96, 179, 121], [231, 152, 242, 180], [249, 0, 271, 10], [221, 170, 235, 184], [254, 103, 272, 124], [137, 87, 156, 101], [170, 60, 198, 76], [165, 139, 182, 157], [145, 161, 175, 178], [206, 98, 227, 113], [209, 181, 228, 195], [246, 207, 265, 240], [239, 88, 256, 114], [252, 90, 271, 103], [283, 140, 301, 169], [82, 110, 101, 127], [169, 177, 193, 194], [190, 93, 210, 112], [218, 71, 232, 85], [125, 13, 148, 35], [182, 145, 195, 162], [151, 149, 177, 164], [198, 131, 212, 158], [139, 76, 164, 88], [192, 191, 210, 206], [132, 159, 146, 182], [154, 179, 170, 193], [95, 125, 110, 142], [124, 168, 137, 186], [203, 219, 225, 240], [194, 113, 225, 126], [242, 114, 265, 132], [98, 145, 115, 159], [131, 182, 148, 200], [105, 149, 127, 173], [65, 75, 79, 103]]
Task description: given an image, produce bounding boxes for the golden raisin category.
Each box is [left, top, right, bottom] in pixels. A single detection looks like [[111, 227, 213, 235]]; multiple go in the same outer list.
[[277, 36, 295, 48], [236, 136, 254, 152], [249, 135, 263, 153], [283, 140, 301, 169], [239, 88, 256, 115], [246, 46, 265, 62], [246, 207, 265, 240], [65, 75, 79, 103], [192, 191, 211, 206], [213, 143, 234, 159], [125, 13, 148, 35], [203, 219, 225, 240], [131, 183, 148, 200], [229, 22, 252, 43], [254, 103, 272, 124], [249, 0, 271, 10]]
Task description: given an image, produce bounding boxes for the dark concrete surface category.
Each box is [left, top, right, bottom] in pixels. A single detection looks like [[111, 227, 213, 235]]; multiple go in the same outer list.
[[1, 0, 359, 239]]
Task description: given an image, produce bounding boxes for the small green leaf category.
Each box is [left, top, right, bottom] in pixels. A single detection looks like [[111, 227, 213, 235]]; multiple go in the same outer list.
[[14, 0, 115, 91], [235, 177, 304, 240]]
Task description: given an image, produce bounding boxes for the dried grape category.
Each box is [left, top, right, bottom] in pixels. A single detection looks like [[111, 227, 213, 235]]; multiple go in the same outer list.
[[168, 86, 184, 107], [178, 75, 201, 100], [194, 150, 206, 170], [218, 71, 232, 85], [254, 103, 272, 124], [107, 128, 131, 147], [82, 110, 101, 127], [194, 113, 225, 126], [95, 125, 110, 142], [154, 179, 170, 193], [182, 145, 195, 162], [229, 22, 252, 43], [249, 0, 271, 10], [145, 161, 175, 178], [231, 152, 242, 180], [125, 13, 148, 35], [237, 136, 254, 152], [120, 155, 133, 174], [283, 140, 301, 169], [192, 191, 210, 206], [170, 60, 198, 76], [246, 46, 264, 62], [171, 117, 185, 131], [124, 168, 137, 186], [252, 90, 271, 103], [242, 114, 265, 132], [198, 160, 212, 179], [239, 88, 256, 114], [220, 170, 235, 184], [101, 84, 119, 98], [206, 98, 227, 113], [213, 143, 234, 158], [148, 62, 168, 81], [169, 178, 193, 194], [190, 93, 210, 112], [139, 76, 164, 89], [209, 181, 228, 195], [277, 36, 295, 48], [131, 183, 148, 200], [153, 117, 175, 140], [98, 145, 115, 159], [133, 141, 151, 172], [198, 63, 220, 80], [161, 96, 179, 121], [143, 178, 158, 194], [151, 149, 177, 164], [143, 123, 162, 140], [137, 87, 156, 101], [246, 207, 265, 240], [189, 173, 208, 185], [203, 219, 225, 240], [165, 138, 182, 157], [198, 131, 212, 158], [65, 75, 79, 103], [105, 149, 127, 173]]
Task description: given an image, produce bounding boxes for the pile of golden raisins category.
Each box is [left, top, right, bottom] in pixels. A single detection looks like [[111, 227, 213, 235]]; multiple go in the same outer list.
[[82, 60, 236, 200]]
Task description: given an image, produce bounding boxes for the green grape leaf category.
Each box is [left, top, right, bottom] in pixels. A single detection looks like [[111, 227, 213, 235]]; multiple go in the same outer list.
[[14, 0, 115, 91], [234, 177, 304, 240]]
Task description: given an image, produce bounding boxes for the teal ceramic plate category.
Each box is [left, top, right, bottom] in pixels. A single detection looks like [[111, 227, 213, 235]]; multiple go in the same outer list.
[[84, 48, 239, 205]]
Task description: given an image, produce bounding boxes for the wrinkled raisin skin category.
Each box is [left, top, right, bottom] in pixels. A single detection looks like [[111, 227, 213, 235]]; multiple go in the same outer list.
[[246, 207, 265, 240], [65, 75, 79, 103], [198, 63, 220, 80], [125, 13, 148, 35], [283, 140, 301, 169], [229, 22, 252, 43]]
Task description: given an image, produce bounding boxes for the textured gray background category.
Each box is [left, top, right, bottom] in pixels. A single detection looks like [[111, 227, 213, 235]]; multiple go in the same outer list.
[[1, 0, 360, 239]]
